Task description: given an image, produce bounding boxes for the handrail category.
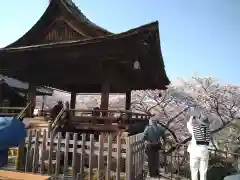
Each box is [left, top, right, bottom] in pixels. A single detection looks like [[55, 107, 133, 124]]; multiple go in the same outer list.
[[0, 113, 19, 116], [52, 108, 65, 129], [17, 102, 32, 119], [69, 108, 150, 117], [0, 107, 24, 110], [47, 108, 150, 133]]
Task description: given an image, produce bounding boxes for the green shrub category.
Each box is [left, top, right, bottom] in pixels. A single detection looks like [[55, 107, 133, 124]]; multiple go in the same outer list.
[[177, 155, 237, 180], [207, 156, 237, 180]]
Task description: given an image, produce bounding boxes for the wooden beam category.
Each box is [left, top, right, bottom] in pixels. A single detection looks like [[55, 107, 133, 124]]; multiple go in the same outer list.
[[100, 65, 111, 117], [70, 91, 76, 109], [62, 123, 127, 133], [28, 66, 130, 88], [40, 95, 45, 115], [100, 80, 110, 114]]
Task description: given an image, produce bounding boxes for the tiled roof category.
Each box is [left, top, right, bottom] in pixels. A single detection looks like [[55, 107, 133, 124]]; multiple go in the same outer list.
[[63, 0, 111, 34], [0, 74, 53, 95]]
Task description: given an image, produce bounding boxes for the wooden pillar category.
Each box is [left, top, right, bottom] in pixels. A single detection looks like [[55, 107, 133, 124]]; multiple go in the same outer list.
[[125, 90, 131, 110], [40, 95, 46, 116], [100, 80, 110, 116], [70, 92, 76, 116], [27, 83, 36, 117], [70, 92, 76, 109]]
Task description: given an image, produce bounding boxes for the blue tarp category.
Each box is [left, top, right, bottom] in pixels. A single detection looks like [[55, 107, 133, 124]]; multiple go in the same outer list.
[[0, 117, 26, 167], [0, 117, 27, 150], [0, 149, 8, 167]]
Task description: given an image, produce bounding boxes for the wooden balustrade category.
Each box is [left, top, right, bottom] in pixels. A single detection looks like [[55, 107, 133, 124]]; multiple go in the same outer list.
[[0, 106, 25, 117], [0, 102, 32, 119], [0, 107, 24, 110], [49, 108, 149, 134], [69, 108, 150, 119], [24, 108, 149, 135], [14, 129, 143, 180]]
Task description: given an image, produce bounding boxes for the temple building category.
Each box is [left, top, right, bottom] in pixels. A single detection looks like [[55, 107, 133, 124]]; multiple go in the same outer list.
[[0, 0, 170, 132]]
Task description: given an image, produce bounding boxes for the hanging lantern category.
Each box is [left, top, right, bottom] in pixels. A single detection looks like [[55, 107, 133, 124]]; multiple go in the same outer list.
[[133, 60, 140, 70], [158, 92, 162, 98]]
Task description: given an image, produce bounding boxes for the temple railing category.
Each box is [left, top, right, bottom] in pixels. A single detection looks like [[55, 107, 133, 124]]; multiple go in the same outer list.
[[50, 108, 150, 134], [124, 133, 240, 180], [0, 102, 32, 119], [17, 102, 32, 119], [52, 108, 65, 133], [0, 106, 24, 117], [14, 129, 130, 180], [70, 108, 150, 119], [0, 107, 25, 117], [8, 131, 240, 180]]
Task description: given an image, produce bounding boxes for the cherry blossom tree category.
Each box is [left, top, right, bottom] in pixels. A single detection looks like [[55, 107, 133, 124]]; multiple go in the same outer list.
[[181, 77, 240, 150], [131, 76, 240, 152], [38, 76, 240, 151]]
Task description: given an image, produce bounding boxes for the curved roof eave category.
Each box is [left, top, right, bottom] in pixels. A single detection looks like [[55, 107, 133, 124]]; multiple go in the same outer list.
[[6, 1, 55, 48], [6, 0, 112, 48], [61, 0, 112, 35]]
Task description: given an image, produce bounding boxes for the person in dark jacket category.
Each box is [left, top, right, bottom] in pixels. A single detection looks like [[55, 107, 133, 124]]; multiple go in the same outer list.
[[51, 101, 63, 120], [143, 116, 166, 178]]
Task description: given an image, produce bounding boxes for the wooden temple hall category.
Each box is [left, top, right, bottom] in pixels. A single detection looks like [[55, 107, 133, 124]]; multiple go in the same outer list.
[[0, 0, 170, 134]]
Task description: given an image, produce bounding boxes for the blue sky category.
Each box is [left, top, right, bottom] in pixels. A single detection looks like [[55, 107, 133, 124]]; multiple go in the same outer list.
[[0, 0, 239, 84]]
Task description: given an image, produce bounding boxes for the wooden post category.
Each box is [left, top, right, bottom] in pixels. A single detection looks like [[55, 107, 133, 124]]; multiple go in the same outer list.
[[125, 90, 131, 110], [40, 95, 45, 116], [100, 80, 110, 117], [70, 91, 76, 116], [27, 83, 36, 117], [125, 136, 132, 180], [70, 92, 76, 109], [47, 121, 52, 138], [16, 141, 25, 171]]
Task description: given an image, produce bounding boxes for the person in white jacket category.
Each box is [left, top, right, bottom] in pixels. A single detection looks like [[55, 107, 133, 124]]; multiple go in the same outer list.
[[187, 115, 211, 180]]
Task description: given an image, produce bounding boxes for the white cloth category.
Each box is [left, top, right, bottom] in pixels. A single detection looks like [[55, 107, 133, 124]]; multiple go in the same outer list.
[[187, 116, 209, 180]]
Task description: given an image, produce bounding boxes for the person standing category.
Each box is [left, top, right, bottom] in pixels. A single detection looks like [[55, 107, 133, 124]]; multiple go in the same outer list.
[[187, 115, 211, 180], [143, 116, 165, 178], [50, 100, 63, 120]]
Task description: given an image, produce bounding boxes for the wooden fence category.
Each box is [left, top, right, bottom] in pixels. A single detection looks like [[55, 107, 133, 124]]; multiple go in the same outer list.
[[16, 130, 145, 180]]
